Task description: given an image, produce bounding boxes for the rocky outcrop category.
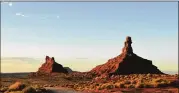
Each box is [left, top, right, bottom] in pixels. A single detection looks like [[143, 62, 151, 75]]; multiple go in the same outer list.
[[37, 56, 68, 74], [64, 67, 73, 73], [90, 36, 164, 76]]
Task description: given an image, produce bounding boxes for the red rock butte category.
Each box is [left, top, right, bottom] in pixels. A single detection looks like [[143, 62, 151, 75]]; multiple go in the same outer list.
[[90, 36, 164, 76], [38, 56, 68, 73]]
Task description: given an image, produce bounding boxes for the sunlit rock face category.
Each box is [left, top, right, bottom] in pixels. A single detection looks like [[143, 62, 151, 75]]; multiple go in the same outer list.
[[90, 36, 164, 76], [38, 56, 68, 74]]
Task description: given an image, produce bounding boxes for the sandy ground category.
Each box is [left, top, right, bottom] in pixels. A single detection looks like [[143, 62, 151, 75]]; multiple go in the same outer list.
[[45, 87, 82, 93], [1, 73, 178, 93], [45, 87, 179, 93]]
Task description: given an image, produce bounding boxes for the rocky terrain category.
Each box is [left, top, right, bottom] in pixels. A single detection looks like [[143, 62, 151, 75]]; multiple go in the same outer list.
[[68, 74, 179, 92], [37, 56, 68, 74], [1, 73, 178, 93], [0, 81, 50, 93], [1, 36, 178, 93], [90, 36, 163, 76]]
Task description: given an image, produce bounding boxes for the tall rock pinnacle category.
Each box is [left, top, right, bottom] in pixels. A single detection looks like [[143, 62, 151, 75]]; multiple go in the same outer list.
[[90, 36, 164, 76], [122, 36, 133, 55]]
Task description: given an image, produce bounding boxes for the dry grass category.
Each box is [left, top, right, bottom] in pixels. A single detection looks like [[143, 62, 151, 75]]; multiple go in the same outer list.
[[1, 73, 178, 92], [70, 74, 179, 91], [2, 81, 49, 93]]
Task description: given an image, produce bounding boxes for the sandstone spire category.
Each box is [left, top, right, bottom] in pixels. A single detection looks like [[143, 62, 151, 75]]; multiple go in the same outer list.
[[122, 36, 133, 55], [90, 36, 164, 76]]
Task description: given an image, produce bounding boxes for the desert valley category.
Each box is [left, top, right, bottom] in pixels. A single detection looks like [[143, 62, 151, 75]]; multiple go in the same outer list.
[[1, 36, 178, 93]]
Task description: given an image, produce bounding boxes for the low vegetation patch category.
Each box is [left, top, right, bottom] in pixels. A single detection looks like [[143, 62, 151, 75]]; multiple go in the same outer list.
[[8, 82, 26, 91], [2, 81, 50, 93], [70, 74, 179, 91]]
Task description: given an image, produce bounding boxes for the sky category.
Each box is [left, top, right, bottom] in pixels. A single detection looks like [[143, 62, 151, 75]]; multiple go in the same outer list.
[[1, 2, 178, 74]]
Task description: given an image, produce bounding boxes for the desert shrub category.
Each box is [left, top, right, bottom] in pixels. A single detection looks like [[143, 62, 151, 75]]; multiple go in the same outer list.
[[143, 83, 154, 88], [131, 80, 137, 84], [88, 84, 94, 90], [74, 84, 79, 88], [124, 76, 128, 79], [8, 82, 26, 91], [98, 83, 114, 90], [151, 78, 170, 87], [153, 78, 169, 83], [119, 83, 125, 88], [130, 76, 136, 80], [100, 84, 106, 89], [97, 86, 103, 90], [76, 86, 83, 90], [114, 83, 121, 88], [32, 85, 42, 89], [146, 73, 152, 77], [106, 84, 114, 89], [135, 81, 145, 88], [127, 84, 135, 88], [158, 81, 170, 87], [154, 78, 164, 83], [132, 74, 138, 78], [136, 77, 144, 84], [0, 87, 8, 92], [95, 83, 100, 86], [124, 80, 131, 85], [22, 86, 36, 93], [138, 74, 143, 78], [98, 84, 105, 90]]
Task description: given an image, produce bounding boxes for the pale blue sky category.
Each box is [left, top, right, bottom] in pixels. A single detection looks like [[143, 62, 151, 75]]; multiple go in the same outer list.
[[1, 2, 178, 73]]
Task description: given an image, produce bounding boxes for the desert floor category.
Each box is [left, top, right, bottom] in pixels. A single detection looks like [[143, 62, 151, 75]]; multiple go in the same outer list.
[[1, 73, 178, 93]]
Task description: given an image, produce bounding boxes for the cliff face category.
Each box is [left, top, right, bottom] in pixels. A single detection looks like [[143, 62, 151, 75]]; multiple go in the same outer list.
[[90, 36, 164, 76], [38, 56, 68, 74]]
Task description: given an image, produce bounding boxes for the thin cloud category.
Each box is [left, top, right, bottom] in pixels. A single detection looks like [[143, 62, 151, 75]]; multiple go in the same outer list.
[[21, 15, 25, 17], [1, 57, 40, 63], [15, 13, 28, 17], [16, 13, 21, 16], [75, 58, 88, 59]]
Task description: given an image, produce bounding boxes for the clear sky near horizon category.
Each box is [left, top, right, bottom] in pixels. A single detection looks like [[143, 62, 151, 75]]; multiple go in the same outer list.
[[1, 2, 178, 74]]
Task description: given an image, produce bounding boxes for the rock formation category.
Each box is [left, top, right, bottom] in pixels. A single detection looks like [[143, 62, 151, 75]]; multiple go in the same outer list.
[[90, 36, 164, 76], [37, 56, 68, 74], [64, 67, 73, 73]]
